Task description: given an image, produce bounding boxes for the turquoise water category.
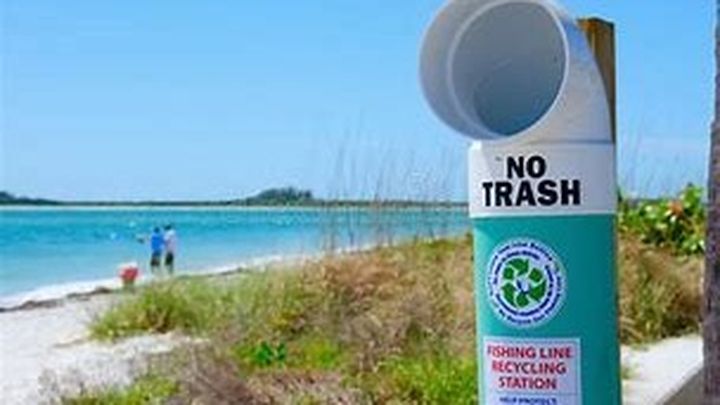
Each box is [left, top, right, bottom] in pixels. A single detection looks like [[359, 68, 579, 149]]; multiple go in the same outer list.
[[0, 207, 468, 299]]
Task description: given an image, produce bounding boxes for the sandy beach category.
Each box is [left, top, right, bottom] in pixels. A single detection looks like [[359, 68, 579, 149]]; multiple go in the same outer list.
[[0, 293, 191, 404], [0, 252, 321, 404]]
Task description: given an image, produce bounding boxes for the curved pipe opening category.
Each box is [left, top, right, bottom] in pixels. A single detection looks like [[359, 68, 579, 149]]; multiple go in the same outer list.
[[420, 0, 615, 143], [449, 2, 567, 138]]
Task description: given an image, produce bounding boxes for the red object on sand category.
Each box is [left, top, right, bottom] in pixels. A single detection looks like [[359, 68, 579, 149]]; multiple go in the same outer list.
[[119, 264, 139, 287]]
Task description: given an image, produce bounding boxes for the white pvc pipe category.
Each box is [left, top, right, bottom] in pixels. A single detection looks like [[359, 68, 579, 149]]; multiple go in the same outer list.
[[420, 0, 611, 144]]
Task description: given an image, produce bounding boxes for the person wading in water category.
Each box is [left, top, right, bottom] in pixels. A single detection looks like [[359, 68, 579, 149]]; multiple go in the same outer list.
[[149, 227, 164, 275], [163, 224, 177, 276]]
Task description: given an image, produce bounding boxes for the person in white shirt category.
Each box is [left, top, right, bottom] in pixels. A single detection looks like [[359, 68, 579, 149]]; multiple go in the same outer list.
[[163, 224, 178, 275]]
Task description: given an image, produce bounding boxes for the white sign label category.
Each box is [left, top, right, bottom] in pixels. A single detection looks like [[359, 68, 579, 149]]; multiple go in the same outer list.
[[484, 337, 581, 405], [469, 143, 616, 218]]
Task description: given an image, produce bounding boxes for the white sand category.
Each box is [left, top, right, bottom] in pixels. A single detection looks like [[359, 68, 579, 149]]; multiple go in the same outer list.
[[0, 251, 334, 404], [0, 295, 188, 404], [0, 254, 318, 404]]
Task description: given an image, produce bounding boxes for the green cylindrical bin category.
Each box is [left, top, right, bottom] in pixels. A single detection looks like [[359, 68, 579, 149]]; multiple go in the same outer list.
[[419, 0, 622, 403]]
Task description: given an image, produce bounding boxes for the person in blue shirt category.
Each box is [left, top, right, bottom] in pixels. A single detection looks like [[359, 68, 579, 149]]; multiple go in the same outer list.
[[149, 227, 165, 275]]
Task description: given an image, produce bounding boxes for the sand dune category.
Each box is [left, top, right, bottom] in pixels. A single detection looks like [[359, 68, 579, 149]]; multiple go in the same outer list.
[[0, 294, 187, 404]]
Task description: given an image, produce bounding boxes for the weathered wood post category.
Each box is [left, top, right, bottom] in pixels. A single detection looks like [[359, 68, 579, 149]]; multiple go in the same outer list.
[[579, 18, 616, 142]]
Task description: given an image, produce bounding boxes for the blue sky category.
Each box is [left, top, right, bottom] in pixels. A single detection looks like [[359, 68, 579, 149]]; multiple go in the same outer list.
[[1, 1, 714, 201]]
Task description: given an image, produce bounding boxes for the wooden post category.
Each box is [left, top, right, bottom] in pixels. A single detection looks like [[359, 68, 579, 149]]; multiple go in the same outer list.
[[578, 18, 617, 143]]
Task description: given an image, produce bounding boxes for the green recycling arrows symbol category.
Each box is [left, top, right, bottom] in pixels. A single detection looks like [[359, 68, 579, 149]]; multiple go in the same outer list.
[[500, 258, 548, 310]]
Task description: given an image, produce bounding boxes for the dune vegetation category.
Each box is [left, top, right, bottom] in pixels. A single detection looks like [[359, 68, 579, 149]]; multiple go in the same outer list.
[[68, 186, 705, 404]]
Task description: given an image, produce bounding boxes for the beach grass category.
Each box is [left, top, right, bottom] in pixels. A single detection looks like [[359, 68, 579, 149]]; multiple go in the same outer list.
[[62, 374, 178, 405], [88, 236, 477, 402], [90, 279, 229, 339], [81, 232, 702, 403], [618, 238, 703, 344]]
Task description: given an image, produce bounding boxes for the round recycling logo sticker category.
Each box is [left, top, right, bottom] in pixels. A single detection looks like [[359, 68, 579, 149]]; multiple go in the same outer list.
[[487, 238, 566, 328]]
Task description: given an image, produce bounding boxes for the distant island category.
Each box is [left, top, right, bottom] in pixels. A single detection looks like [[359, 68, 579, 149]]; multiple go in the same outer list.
[[0, 188, 464, 208], [0, 188, 316, 206], [0, 191, 61, 206], [236, 187, 315, 206]]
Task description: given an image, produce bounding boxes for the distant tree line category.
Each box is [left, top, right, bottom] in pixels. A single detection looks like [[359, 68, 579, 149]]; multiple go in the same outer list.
[[238, 187, 316, 206], [0, 188, 464, 208], [0, 191, 60, 206]]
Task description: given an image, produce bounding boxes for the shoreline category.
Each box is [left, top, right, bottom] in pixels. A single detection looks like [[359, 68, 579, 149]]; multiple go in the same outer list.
[[0, 243, 379, 313], [0, 246, 354, 404], [0, 253, 315, 312], [0, 291, 194, 404]]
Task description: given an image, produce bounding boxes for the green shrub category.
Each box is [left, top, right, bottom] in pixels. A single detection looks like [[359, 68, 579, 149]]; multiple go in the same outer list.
[[618, 238, 702, 344], [91, 279, 234, 340], [62, 375, 177, 405], [233, 340, 288, 369], [284, 335, 347, 371], [232, 335, 348, 372], [619, 184, 706, 255], [366, 352, 477, 404]]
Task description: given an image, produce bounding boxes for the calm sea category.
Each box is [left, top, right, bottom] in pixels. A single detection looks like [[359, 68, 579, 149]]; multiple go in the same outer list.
[[0, 207, 468, 303]]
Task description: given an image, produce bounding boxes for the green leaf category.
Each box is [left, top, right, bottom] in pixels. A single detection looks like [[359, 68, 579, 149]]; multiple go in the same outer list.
[[276, 342, 287, 363], [255, 341, 275, 366]]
